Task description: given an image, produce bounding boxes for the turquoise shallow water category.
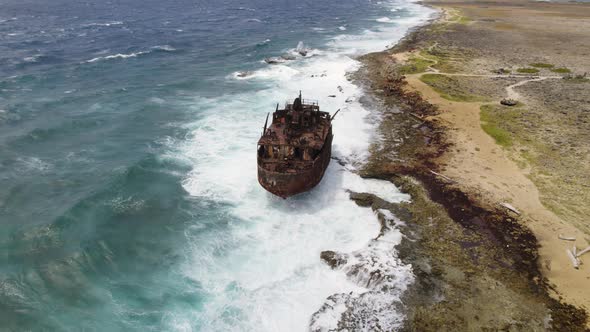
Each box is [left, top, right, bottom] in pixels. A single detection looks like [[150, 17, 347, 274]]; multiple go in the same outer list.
[[0, 0, 434, 330]]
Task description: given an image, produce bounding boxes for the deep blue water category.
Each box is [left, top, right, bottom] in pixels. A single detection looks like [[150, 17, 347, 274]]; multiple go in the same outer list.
[[0, 0, 432, 330]]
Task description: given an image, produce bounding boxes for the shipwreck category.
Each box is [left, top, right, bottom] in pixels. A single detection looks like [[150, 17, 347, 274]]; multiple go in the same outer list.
[[257, 92, 338, 198]]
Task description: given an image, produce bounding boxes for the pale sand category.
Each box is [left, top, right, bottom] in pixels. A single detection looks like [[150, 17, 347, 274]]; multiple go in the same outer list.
[[400, 69, 590, 310]]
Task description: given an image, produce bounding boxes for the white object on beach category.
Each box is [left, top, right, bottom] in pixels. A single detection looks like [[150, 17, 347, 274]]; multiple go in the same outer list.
[[558, 234, 576, 241], [566, 249, 580, 269], [500, 202, 520, 215], [428, 169, 455, 183], [577, 246, 590, 258]]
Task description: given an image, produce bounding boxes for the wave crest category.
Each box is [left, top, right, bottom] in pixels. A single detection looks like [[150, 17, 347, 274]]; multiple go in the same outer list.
[[85, 46, 175, 63], [310, 209, 413, 331]]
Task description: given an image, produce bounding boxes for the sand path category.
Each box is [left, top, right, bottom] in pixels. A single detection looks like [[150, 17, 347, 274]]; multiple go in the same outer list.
[[397, 51, 563, 99]]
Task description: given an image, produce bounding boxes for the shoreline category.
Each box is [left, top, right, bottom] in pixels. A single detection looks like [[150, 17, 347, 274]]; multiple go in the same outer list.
[[353, 0, 590, 329]]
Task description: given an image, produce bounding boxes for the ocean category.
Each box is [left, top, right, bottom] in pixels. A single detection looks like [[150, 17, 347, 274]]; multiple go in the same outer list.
[[0, 0, 434, 330]]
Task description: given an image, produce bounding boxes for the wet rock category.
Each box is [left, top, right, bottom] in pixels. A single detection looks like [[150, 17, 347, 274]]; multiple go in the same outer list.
[[236, 71, 253, 78], [500, 98, 518, 106], [348, 192, 375, 207], [331, 156, 347, 166], [264, 57, 283, 64], [296, 41, 309, 56], [280, 54, 296, 61], [310, 293, 405, 332], [320, 250, 348, 269]]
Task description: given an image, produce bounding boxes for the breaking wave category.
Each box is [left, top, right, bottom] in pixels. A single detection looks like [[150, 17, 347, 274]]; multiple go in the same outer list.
[[85, 45, 176, 63], [174, 2, 435, 330], [310, 210, 413, 331], [376, 17, 394, 23], [86, 52, 150, 63], [82, 21, 124, 27]]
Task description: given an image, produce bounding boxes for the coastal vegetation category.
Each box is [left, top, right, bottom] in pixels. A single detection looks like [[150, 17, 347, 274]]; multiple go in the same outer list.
[[398, 56, 435, 74], [529, 62, 554, 68], [564, 73, 589, 82], [420, 46, 464, 73], [447, 8, 472, 25], [480, 104, 515, 147], [516, 67, 540, 74], [420, 74, 488, 102], [551, 67, 572, 73]]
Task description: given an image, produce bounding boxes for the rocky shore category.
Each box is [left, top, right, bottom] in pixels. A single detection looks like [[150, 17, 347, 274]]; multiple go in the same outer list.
[[323, 0, 590, 330]]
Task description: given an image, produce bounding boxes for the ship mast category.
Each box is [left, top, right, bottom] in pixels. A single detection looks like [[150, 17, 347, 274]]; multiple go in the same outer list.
[[262, 112, 270, 136]]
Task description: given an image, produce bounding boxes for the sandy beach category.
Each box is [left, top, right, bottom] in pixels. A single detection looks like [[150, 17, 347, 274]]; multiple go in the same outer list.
[[357, 0, 590, 329]]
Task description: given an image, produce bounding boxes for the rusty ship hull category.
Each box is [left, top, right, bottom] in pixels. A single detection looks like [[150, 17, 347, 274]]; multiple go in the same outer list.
[[257, 94, 335, 198], [258, 131, 332, 198]]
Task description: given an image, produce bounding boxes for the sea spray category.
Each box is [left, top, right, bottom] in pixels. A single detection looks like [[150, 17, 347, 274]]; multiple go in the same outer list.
[[177, 2, 434, 330]]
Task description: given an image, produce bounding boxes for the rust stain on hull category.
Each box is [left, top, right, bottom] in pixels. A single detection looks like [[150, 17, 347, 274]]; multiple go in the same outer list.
[[257, 93, 335, 198]]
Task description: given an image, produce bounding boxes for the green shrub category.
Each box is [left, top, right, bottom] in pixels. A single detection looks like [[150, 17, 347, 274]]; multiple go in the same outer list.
[[516, 68, 539, 74], [480, 105, 513, 147], [420, 74, 488, 102], [399, 57, 435, 74], [529, 63, 554, 68]]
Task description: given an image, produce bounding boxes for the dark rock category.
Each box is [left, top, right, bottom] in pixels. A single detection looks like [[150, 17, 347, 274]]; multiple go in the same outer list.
[[264, 57, 283, 64], [328, 94, 337, 98], [500, 98, 518, 106], [494, 68, 511, 74], [348, 192, 375, 207], [320, 250, 347, 269]]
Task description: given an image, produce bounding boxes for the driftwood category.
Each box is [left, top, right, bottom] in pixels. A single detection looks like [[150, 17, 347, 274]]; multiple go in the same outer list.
[[558, 234, 576, 241], [409, 113, 424, 122], [428, 169, 455, 183], [500, 202, 521, 215], [412, 121, 426, 129], [577, 246, 590, 258], [567, 249, 580, 269]]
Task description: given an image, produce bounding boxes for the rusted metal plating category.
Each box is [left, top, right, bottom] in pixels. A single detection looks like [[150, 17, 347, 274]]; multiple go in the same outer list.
[[257, 93, 335, 198]]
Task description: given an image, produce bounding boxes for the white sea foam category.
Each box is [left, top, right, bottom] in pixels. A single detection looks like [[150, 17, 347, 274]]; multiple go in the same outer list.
[[310, 224, 414, 331], [16, 156, 52, 172], [152, 45, 176, 52], [83, 21, 123, 27], [85, 46, 174, 63], [376, 17, 394, 23], [233, 65, 299, 81], [173, 1, 436, 331], [86, 51, 149, 63], [23, 55, 41, 63]]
